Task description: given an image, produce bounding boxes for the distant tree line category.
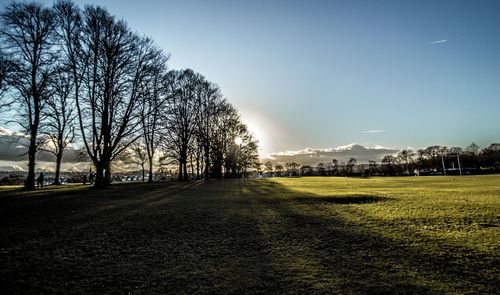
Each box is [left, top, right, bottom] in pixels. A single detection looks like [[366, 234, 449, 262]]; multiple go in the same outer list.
[[0, 1, 258, 189], [377, 143, 500, 176], [264, 143, 500, 177]]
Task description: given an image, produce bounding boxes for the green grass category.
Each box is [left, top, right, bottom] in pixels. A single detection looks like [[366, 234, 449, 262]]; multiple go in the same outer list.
[[0, 176, 499, 294]]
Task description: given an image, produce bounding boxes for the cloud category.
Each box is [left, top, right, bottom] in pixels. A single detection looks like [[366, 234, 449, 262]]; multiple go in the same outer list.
[[0, 127, 88, 162], [0, 128, 29, 161], [363, 130, 385, 133], [0, 161, 92, 172], [428, 39, 447, 44], [0, 163, 25, 172], [263, 144, 398, 166]]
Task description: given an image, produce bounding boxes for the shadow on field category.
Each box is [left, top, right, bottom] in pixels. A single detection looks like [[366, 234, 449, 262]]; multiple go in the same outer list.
[[293, 195, 390, 204], [0, 179, 498, 294], [236, 181, 431, 293], [0, 181, 294, 293], [239, 180, 498, 294]]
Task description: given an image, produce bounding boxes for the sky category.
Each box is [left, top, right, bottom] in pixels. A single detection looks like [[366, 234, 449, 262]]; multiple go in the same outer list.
[[2, 0, 500, 159]]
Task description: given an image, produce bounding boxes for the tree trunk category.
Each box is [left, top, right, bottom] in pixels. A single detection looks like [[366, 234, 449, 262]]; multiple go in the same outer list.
[[94, 162, 106, 188], [195, 148, 201, 180], [178, 162, 183, 181], [53, 149, 63, 185], [147, 156, 154, 183], [212, 155, 223, 179], [25, 128, 38, 190], [105, 161, 111, 184], [190, 153, 195, 180], [142, 164, 145, 182], [204, 145, 210, 181], [183, 161, 188, 181]]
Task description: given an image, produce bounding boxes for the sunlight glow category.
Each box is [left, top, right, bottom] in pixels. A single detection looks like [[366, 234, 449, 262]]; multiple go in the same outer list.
[[240, 114, 268, 155]]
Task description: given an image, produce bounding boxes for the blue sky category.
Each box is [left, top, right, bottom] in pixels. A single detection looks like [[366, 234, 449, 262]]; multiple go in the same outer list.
[[5, 0, 500, 155]]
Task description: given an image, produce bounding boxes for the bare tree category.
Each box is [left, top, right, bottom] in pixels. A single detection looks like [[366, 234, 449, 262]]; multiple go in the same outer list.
[[162, 69, 201, 181], [286, 162, 300, 176], [382, 155, 396, 176], [0, 2, 57, 190], [211, 101, 239, 179], [332, 158, 339, 175], [0, 50, 15, 111], [368, 160, 377, 176], [397, 150, 415, 175], [317, 163, 326, 176], [128, 140, 147, 181], [264, 161, 273, 174], [195, 81, 223, 180], [71, 6, 157, 187], [140, 47, 169, 183], [233, 127, 259, 176], [50, 1, 258, 184], [346, 158, 357, 175], [40, 65, 76, 184], [274, 164, 283, 176]]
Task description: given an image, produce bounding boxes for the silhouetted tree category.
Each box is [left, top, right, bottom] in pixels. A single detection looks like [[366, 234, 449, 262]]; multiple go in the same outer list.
[[397, 150, 415, 175], [368, 160, 377, 176], [138, 42, 169, 183], [72, 6, 157, 187], [129, 140, 147, 181], [210, 101, 239, 179], [317, 162, 326, 176], [481, 143, 500, 169], [332, 158, 339, 175], [0, 50, 15, 111], [1, 0, 259, 186], [286, 162, 300, 176], [0, 2, 57, 190], [264, 161, 273, 174], [234, 129, 259, 176], [346, 158, 357, 175], [195, 80, 223, 180], [162, 69, 200, 181], [274, 164, 283, 176], [41, 65, 76, 185], [382, 155, 396, 176]]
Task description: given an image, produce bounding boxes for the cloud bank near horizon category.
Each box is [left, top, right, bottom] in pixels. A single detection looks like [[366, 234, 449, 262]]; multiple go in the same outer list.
[[0, 127, 87, 163], [263, 144, 398, 166]]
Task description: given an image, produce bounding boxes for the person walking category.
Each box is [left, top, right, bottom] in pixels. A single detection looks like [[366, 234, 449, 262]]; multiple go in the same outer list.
[[36, 173, 44, 188]]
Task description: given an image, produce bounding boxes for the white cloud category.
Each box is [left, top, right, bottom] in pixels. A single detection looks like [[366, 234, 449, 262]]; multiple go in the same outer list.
[[334, 143, 357, 151], [428, 39, 447, 44], [0, 127, 28, 137], [0, 164, 25, 172], [263, 143, 398, 166], [0, 127, 88, 162], [0, 160, 92, 172], [363, 130, 385, 133]]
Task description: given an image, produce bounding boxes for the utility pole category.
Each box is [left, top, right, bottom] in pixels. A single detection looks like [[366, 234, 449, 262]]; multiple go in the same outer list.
[[441, 154, 447, 176], [457, 153, 462, 176]]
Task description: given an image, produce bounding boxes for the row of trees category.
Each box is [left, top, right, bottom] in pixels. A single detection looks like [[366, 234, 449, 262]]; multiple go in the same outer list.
[[0, 1, 258, 189], [379, 143, 500, 176], [263, 143, 500, 177]]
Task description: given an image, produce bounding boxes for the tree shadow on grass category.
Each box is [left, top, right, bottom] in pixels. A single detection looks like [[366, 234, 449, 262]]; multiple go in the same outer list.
[[1, 179, 498, 294], [241, 179, 499, 294], [0, 180, 295, 294], [293, 195, 390, 204]]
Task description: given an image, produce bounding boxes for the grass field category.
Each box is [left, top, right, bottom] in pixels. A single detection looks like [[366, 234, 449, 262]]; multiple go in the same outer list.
[[1, 175, 499, 294]]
